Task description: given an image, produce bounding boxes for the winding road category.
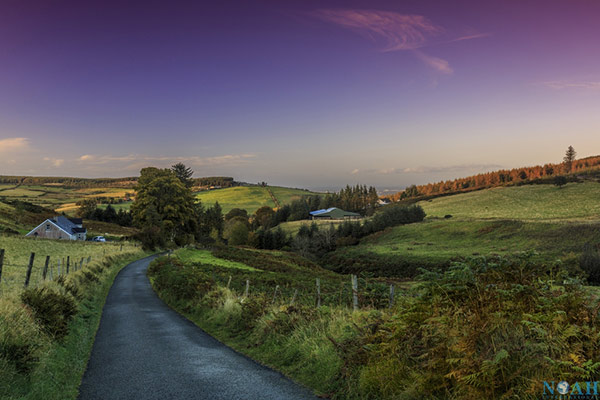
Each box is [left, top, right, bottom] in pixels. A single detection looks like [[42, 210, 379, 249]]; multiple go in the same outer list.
[[78, 255, 317, 400]]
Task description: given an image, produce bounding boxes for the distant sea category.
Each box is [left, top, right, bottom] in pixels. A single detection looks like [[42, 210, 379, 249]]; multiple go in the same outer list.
[[307, 187, 404, 196]]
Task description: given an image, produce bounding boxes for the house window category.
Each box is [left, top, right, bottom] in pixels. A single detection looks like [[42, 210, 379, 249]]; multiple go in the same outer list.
[[46, 224, 51, 231]]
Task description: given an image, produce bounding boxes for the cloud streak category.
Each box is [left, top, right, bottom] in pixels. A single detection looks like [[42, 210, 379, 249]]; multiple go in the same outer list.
[[313, 9, 442, 52], [353, 163, 503, 175], [77, 153, 257, 172], [414, 50, 453, 74], [0, 137, 30, 153], [312, 9, 486, 75], [540, 80, 600, 90]]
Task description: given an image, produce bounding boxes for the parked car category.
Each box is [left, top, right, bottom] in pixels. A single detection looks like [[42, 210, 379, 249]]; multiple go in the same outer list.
[[92, 236, 106, 242]]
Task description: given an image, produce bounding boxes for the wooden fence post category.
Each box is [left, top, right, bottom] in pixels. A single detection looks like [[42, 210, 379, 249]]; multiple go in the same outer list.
[[244, 280, 250, 298], [389, 284, 395, 309], [24, 252, 35, 288], [316, 278, 321, 307], [351, 275, 358, 312], [290, 289, 298, 306], [272, 285, 279, 304], [227, 275, 232, 289], [0, 249, 4, 285], [80, 257, 84, 270], [42, 256, 50, 280], [120, 244, 123, 252], [66, 256, 70, 274]]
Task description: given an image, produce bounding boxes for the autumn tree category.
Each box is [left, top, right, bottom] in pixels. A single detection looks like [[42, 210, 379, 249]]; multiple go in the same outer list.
[[563, 146, 577, 173]]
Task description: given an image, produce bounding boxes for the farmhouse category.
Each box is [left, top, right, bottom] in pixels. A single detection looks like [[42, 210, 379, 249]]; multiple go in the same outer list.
[[309, 207, 361, 220], [26, 216, 87, 241]]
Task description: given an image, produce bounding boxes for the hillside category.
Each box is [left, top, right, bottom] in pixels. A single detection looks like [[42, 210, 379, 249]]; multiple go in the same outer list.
[[386, 154, 600, 202], [195, 186, 319, 214], [421, 181, 600, 221], [327, 181, 600, 277]]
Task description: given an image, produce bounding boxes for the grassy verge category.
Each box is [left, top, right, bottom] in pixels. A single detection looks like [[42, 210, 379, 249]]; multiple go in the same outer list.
[[0, 251, 148, 399], [148, 249, 600, 399]]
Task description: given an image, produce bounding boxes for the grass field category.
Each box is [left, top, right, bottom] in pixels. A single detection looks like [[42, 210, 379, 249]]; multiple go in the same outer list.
[[195, 186, 318, 214], [328, 182, 600, 277], [420, 181, 600, 221], [275, 219, 344, 235], [0, 235, 140, 294], [174, 248, 260, 271], [0, 184, 134, 215]]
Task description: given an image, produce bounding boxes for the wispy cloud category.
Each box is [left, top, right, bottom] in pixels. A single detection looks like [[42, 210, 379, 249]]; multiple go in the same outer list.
[[43, 157, 64, 167], [356, 164, 502, 175], [312, 9, 486, 75], [77, 153, 257, 172], [0, 137, 30, 153], [540, 80, 600, 90], [313, 9, 443, 52], [414, 50, 453, 75]]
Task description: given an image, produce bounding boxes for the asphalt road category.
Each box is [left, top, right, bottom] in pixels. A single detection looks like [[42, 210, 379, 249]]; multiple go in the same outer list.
[[78, 255, 317, 400]]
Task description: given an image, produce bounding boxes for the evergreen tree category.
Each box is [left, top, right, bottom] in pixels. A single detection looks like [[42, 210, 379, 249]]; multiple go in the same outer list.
[[171, 162, 195, 188], [564, 146, 577, 173]]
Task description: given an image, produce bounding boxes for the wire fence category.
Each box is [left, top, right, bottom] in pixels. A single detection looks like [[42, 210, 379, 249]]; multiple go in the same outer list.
[[0, 244, 135, 296]]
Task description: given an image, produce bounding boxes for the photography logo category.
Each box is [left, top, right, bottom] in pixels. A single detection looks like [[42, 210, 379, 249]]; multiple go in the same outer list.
[[543, 381, 600, 399]]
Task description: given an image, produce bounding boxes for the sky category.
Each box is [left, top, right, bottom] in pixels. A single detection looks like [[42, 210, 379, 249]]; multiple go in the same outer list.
[[1, 0, 600, 191]]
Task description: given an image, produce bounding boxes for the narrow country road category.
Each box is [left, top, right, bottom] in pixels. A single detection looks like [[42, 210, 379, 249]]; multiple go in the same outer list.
[[78, 255, 317, 400]]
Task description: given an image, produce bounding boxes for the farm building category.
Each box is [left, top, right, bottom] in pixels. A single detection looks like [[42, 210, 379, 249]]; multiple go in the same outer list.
[[309, 207, 361, 220], [26, 216, 87, 241]]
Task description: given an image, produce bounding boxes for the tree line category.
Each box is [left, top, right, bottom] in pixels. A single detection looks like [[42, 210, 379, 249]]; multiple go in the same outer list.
[[390, 146, 589, 201]]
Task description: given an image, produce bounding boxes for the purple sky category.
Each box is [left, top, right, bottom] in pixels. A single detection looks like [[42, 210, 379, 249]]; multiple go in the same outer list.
[[1, 0, 600, 191]]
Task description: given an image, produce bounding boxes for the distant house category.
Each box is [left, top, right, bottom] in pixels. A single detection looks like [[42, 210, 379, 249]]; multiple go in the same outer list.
[[309, 207, 361, 220], [26, 216, 87, 241], [378, 198, 391, 206]]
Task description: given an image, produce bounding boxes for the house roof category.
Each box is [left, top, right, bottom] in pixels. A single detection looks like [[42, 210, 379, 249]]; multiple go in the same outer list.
[[27, 215, 87, 236], [309, 207, 361, 218]]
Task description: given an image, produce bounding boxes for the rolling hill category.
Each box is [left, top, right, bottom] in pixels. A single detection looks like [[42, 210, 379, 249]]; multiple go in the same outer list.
[[326, 181, 600, 277], [195, 186, 320, 214]]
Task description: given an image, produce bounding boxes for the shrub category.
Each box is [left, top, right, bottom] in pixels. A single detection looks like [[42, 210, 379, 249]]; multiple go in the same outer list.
[[20, 286, 77, 339], [580, 243, 600, 285], [0, 296, 48, 372]]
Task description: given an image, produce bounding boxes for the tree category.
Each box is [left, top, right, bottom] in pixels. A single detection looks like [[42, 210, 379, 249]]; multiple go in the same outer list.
[[554, 175, 567, 189], [131, 167, 195, 245], [77, 198, 98, 218], [564, 146, 576, 173], [171, 163, 194, 188], [224, 221, 249, 245], [225, 208, 248, 221], [254, 206, 275, 228]]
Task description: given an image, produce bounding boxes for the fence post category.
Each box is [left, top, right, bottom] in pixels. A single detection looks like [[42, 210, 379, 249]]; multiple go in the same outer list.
[[0, 249, 4, 285], [24, 252, 35, 288], [66, 256, 70, 274], [351, 275, 358, 312], [80, 257, 84, 270], [227, 275, 232, 289], [42, 256, 50, 280], [244, 280, 250, 298], [290, 289, 298, 306], [389, 284, 395, 309], [120, 244, 123, 252], [272, 285, 279, 305], [316, 278, 321, 307]]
